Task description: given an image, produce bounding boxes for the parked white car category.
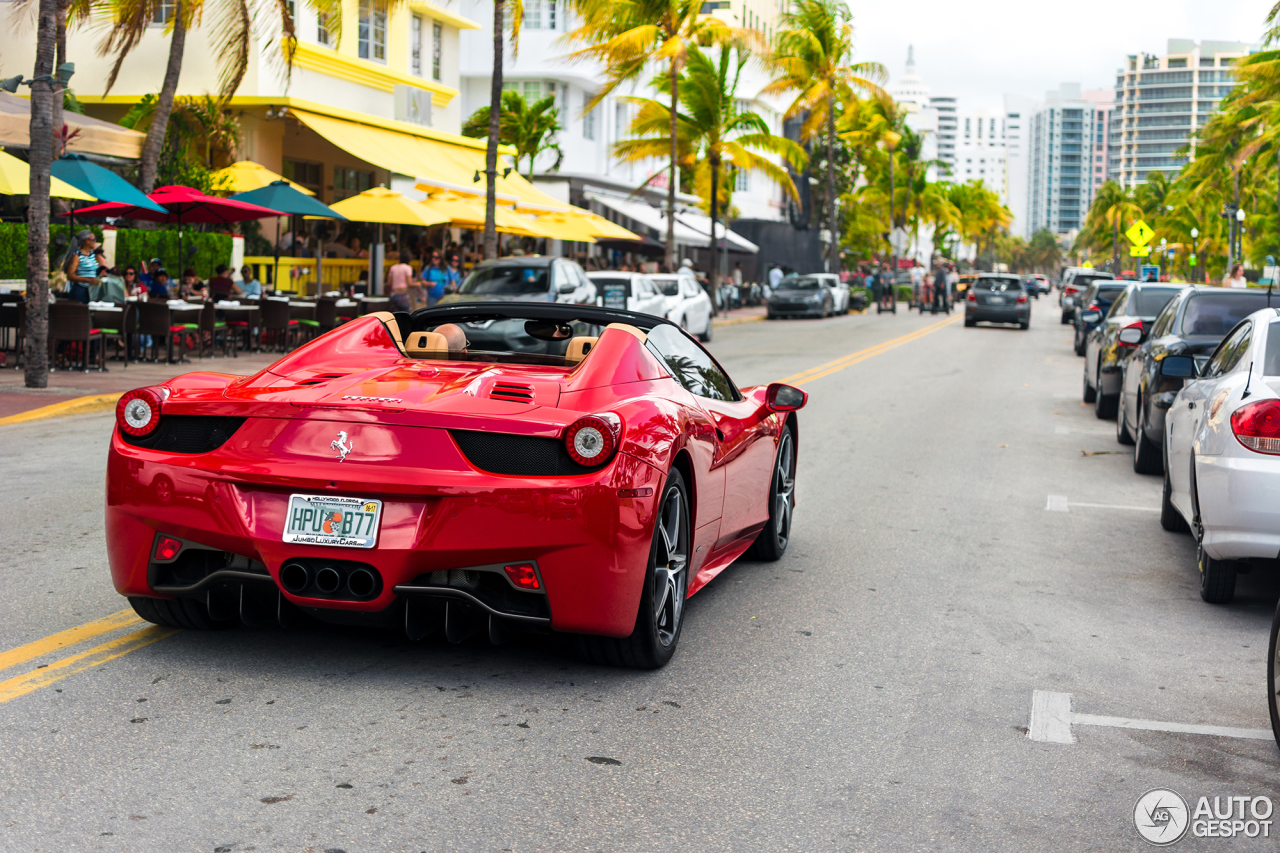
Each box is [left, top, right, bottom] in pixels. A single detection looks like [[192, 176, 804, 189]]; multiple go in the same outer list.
[[811, 273, 851, 314], [1162, 307, 1280, 603], [651, 273, 714, 342], [586, 271, 669, 319]]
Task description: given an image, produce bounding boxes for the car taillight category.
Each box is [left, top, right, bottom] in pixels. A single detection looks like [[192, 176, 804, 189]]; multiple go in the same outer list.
[[1017, 293, 1027, 304], [564, 414, 621, 466], [966, 291, 976, 302], [504, 563, 540, 590], [116, 387, 166, 437], [1232, 400, 1280, 454], [153, 535, 182, 561], [1065, 286, 1078, 295]]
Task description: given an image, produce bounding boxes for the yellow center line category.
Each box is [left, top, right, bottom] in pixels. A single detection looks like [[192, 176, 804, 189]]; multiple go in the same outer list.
[[0, 609, 143, 675], [0, 626, 176, 705], [780, 313, 963, 386]]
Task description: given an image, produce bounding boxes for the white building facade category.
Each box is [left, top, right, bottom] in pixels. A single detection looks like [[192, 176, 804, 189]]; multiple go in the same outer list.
[[1026, 83, 1101, 238]]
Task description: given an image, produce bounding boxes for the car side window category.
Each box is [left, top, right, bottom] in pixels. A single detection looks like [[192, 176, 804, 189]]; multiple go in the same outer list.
[[1106, 289, 1129, 318], [1150, 296, 1177, 338], [645, 324, 739, 402], [1204, 322, 1252, 378]]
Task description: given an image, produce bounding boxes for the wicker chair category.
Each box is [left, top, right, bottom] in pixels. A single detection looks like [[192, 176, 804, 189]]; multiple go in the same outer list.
[[136, 301, 190, 363], [48, 301, 104, 372], [260, 299, 300, 351]]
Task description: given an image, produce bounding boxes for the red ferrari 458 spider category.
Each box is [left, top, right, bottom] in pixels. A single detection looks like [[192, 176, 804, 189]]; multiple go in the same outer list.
[[106, 303, 806, 667]]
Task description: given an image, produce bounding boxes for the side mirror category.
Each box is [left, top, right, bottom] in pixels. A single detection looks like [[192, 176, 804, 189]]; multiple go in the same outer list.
[[765, 383, 807, 413], [1160, 355, 1196, 378], [1081, 310, 1102, 324], [1118, 327, 1143, 345], [557, 281, 578, 294]]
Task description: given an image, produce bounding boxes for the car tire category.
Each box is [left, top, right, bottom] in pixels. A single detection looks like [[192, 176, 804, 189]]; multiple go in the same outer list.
[[964, 316, 975, 327], [698, 318, 712, 343], [576, 468, 690, 669], [1133, 402, 1162, 475], [1197, 537, 1237, 604], [1116, 401, 1134, 445], [1161, 459, 1189, 533], [1019, 320, 1029, 330], [1082, 369, 1096, 403], [1060, 311, 1072, 325], [1267, 598, 1280, 748], [1074, 328, 1086, 356], [129, 595, 236, 630], [746, 426, 796, 562], [1094, 366, 1117, 419]]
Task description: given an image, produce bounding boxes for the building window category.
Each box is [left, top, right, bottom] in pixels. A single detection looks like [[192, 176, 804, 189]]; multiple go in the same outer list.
[[333, 167, 375, 201], [282, 159, 323, 195], [359, 0, 388, 63], [411, 16, 423, 76], [615, 102, 628, 140], [735, 168, 750, 192], [525, 0, 557, 29], [432, 21, 442, 81], [583, 95, 596, 140], [152, 0, 175, 23], [317, 12, 332, 45]]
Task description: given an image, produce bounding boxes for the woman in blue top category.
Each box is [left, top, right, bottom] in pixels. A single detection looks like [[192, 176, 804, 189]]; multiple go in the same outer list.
[[422, 250, 448, 307], [63, 230, 102, 304]]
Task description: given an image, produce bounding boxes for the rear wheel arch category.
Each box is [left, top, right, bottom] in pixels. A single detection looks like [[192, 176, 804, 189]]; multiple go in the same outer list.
[[670, 449, 696, 530]]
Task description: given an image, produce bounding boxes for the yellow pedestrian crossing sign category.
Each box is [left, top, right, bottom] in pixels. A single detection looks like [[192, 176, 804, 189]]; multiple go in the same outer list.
[[1129, 245, 1151, 257], [1125, 220, 1154, 247]]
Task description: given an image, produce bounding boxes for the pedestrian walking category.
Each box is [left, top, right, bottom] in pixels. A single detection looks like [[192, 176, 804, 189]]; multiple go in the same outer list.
[[388, 252, 415, 312], [932, 261, 948, 315], [422, 251, 448, 308]]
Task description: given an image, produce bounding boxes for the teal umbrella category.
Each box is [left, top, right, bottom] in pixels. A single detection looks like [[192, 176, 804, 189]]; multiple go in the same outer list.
[[50, 154, 167, 213], [231, 180, 345, 291]]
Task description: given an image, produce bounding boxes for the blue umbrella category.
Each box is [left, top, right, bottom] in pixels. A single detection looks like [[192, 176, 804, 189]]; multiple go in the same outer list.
[[231, 181, 345, 289], [50, 154, 167, 213]]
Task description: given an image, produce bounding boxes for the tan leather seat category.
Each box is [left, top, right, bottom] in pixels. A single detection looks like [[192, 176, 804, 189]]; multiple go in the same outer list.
[[405, 331, 449, 358], [604, 322, 647, 342], [368, 311, 406, 353], [565, 336, 598, 365]]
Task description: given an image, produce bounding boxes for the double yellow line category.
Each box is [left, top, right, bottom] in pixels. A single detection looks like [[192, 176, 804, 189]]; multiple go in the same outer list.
[[781, 312, 963, 386], [0, 609, 173, 705], [0, 312, 959, 704]]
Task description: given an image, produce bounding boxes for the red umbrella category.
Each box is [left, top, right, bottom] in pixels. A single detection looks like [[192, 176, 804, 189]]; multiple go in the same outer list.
[[76, 185, 285, 279]]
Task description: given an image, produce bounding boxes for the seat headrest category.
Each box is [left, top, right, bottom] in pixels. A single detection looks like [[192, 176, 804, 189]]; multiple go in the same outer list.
[[604, 322, 647, 342], [405, 331, 449, 358], [566, 336, 598, 365]]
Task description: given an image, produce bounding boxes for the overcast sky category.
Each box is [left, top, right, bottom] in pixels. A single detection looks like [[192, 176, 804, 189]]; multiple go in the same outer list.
[[851, 0, 1275, 113]]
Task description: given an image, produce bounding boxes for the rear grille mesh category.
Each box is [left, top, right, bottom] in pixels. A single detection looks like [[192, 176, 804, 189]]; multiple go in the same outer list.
[[489, 382, 534, 403], [121, 415, 246, 454], [450, 430, 605, 476]]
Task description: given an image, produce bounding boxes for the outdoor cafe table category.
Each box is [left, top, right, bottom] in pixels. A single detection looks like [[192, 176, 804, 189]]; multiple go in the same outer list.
[[335, 299, 358, 321], [218, 304, 261, 352], [358, 297, 391, 316]]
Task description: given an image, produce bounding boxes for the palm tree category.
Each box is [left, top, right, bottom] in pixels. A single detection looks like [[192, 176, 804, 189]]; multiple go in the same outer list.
[[23, 0, 58, 389], [481, 0, 524, 258], [1081, 181, 1141, 275], [566, 0, 742, 269], [463, 89, 563, 180], [98, 0, 304, 191], [615, 46, 806, 288], [764, 0, 884, 271]]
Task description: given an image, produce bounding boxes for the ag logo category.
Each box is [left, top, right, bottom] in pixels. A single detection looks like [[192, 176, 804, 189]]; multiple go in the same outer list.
[[1135, 788, 1190, 845]]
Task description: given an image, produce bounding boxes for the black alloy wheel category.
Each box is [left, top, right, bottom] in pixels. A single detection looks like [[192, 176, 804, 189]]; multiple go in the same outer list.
[[1267, 599, 1280, 748], [1133, 400, 1163, 475], [747, 427, 796, 562], [577, 469, 690, 669]]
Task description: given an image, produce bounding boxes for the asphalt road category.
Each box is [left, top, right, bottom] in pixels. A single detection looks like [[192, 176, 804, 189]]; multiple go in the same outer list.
[[1, 298, 1277, 852]]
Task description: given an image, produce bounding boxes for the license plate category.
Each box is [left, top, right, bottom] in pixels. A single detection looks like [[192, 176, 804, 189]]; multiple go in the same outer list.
[[283, 494, 382, 549], [988, 296, 1005, 304]]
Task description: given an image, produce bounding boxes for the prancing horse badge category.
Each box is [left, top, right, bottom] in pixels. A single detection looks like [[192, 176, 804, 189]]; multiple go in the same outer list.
[[330, 430, 353, 462]]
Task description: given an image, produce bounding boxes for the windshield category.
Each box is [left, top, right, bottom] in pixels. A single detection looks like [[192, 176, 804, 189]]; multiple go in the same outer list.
[[458, 265, 551, 295], [777, 277, 821, 291], [650, 276, 682, 296], [1074, 274, 1116, 290], [1131, 287, 1182, 316], [975, 278, 1022, 292], [1180, 292, 1273, 336], [1089, 285, 1127, 303]]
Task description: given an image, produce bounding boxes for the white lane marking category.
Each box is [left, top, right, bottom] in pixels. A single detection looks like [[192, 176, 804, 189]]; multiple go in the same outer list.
[[1029, 690, 1075, 743], [1027, 691, 1273, 744], [1044, 496, 1158, 513]]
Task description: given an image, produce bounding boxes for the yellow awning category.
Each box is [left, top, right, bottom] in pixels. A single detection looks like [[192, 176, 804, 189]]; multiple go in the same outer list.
[[0, 149, 95, 200], [211, 160, 314, 195], [291, 109, 571, 212], [566, 208, 641, 241], [329, 187, 451, 226], [531, 212, 598, 243]]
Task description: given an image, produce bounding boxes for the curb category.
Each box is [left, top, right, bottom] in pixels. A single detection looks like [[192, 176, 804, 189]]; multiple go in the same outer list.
[[0, 392, 123, 427], [712, 314, 767, 328]]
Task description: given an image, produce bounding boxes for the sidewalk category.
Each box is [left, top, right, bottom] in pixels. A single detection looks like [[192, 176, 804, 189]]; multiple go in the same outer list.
[[712, 304, 768, 326], [0, 352, 280, 422]]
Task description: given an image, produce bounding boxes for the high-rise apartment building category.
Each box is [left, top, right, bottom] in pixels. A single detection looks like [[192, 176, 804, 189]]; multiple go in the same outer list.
[[1003, 94, 1034, 237], [1027, 83, 1100, 237], [1082, 90, 1114, 194], [1108, 39, 1252, 187], [929, 95, 958, 177]]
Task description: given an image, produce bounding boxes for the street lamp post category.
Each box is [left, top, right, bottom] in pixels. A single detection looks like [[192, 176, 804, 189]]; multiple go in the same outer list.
[[1236, 208, 1246, 273], [1190, 227, 1199, 283]]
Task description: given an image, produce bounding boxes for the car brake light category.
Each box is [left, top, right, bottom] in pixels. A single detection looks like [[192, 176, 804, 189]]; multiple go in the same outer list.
[[504, 563, 540, 590], [1017, 293, 1027, 304], [1065, 286, 1078, 295], [116, 387, 165, 437], [1231, 399, 1280, 454], [154, 535, 182, 561], [564, 414, 621, 466], [966, 291, 976, 302]]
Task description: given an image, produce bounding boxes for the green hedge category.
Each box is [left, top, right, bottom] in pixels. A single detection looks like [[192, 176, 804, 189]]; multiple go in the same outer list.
[[0, 223, 104, 279], [114, 229, 232, 278], [0, 223, 232, 279]]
